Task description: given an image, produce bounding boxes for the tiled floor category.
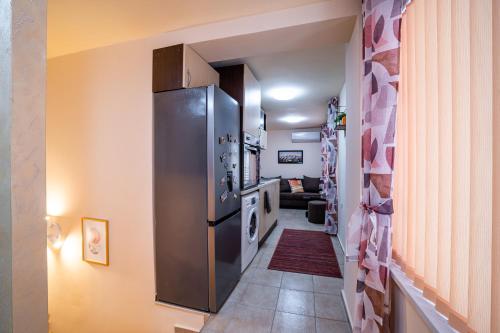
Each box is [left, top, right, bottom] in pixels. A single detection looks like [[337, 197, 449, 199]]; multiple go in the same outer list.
[[202, 209, 350, 333]]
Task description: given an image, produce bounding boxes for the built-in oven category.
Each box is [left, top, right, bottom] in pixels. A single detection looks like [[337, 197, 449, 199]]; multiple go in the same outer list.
[[242, 132, 260, 190]]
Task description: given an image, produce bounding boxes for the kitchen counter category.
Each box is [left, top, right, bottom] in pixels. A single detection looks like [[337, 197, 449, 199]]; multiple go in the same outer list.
[[240, 178, 280, 196], [241, 179, 280, 244]]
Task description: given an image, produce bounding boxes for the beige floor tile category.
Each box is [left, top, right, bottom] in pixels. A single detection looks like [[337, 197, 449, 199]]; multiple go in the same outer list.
[[204, 209, 348, 333], [259, 241, 276, 252], [202, 302, 236, 333], [249, 255, 262, 269], [251, 268, 283, 287], [240, 283, 280, 310], [314, 294, 347, 321], [226, 281, 248, 303], [281, 272, 314, 292], [276, 289, 315, 316], [271, 311, 316, 333], [316, 318, 351, 333], [224, 303, 275, 333], [253, 248, 265, 262], [257, 252, 274, 269], [240, 267, 256, 283], [313, 275, 343, 295]]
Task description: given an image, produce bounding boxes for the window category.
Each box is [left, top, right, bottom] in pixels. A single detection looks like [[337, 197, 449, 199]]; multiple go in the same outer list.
[[392, 0, 498, 332]]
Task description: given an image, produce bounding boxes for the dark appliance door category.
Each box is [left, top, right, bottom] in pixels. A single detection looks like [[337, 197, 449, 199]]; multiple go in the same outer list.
[[207, 85, 241, 222], [154, 87, 210, 311], [242, 144, 259, 189], [208, 210, 242, 312]]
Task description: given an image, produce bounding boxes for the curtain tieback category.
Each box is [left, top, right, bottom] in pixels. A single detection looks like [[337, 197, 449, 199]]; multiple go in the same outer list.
[[346, 199, 393, 263]]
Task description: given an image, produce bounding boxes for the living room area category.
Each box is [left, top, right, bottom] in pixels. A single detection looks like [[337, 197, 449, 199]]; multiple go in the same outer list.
[[260, 128, 326, 221], [200, 15, 351, 330]]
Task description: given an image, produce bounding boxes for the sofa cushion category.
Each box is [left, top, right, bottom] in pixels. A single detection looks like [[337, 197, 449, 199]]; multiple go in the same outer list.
[[288, 179, 304, 193], [302, 176, 320, 193], [280, 192, 321, 200], [280, 178, 292, 193]]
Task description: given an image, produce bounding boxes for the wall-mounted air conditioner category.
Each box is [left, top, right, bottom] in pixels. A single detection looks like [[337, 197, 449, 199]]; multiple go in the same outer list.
[[291, 131, 321, 143]]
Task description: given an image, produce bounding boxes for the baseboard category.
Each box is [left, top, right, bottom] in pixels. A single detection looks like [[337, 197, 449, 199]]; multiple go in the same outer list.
[[338, 237, 346, 256], [341, 289, 354, 331], [174, 325, 199, 333], [258, 219, 277, 247]]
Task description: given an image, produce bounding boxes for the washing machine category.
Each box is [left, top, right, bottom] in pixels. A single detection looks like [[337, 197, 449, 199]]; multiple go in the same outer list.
[[241, 192, 259, 272]]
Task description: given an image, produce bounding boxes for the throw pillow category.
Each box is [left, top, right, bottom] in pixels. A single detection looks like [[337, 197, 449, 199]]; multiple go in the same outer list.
[[280, 178, 292, 193], [288, 179, 304, 193], [302, 175, 320, 193]]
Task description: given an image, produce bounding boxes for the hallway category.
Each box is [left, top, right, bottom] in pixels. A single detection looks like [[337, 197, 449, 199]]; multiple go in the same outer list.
[[202, 209, 350, 333]]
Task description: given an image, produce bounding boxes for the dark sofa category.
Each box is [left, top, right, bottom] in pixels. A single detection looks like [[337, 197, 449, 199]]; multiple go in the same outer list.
[[279, 176, 323, 209]]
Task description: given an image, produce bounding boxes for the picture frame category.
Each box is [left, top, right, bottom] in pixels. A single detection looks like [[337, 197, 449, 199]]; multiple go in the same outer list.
[[278, 150, 304, 164], [82, 217, 109, 266]]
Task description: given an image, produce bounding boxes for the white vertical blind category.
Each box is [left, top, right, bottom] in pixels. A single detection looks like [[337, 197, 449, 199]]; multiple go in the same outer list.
[[423, 0, 438, 297], [493, 2, 500, 333], [393, 0, 495, 331], [449, 0, 471, 322], [468, 0, 493, 331], [435, 0, 452, 313], [414, 0, 426, 285]]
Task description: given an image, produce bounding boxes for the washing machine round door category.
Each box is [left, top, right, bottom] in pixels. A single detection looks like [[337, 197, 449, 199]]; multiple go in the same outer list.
[[247, 209, 258, 243]]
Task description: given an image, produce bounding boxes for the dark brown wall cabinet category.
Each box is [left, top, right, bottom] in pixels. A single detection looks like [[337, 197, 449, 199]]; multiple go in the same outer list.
[[153, 44, 219, 93], [217, 64, 261, 139]]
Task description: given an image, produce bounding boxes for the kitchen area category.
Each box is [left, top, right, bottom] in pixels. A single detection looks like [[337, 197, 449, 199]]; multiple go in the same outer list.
[[153, 43, 280, 313]]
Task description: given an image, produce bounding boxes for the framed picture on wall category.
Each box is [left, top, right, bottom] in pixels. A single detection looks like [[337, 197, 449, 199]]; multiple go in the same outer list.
[[278, 150, 303, 164], [82, 217, 109, 266]]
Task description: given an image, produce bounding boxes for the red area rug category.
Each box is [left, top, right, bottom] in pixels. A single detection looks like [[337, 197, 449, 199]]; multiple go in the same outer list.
[[268, 229, 342, 278]]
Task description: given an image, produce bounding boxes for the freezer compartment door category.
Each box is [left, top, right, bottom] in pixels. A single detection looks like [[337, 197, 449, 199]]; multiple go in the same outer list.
[[208, 211, 242, 312], [207, 85, 241, 222]]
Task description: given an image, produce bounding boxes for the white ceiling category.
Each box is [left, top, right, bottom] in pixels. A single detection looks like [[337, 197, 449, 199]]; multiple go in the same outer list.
[[47, 0, 323, 58], [215, 45, 346, 130], [191, 17, 354, 130]]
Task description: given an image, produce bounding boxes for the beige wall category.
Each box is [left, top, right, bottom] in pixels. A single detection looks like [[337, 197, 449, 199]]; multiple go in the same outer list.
[[336, 84, 347, 248], [47, 39, 207, 333], [45, 2, 362, 332], [340, 14, 362, 326], [390, 280, 433, 333], [0, 1, 48, 332], [260, 129, 322, 179]]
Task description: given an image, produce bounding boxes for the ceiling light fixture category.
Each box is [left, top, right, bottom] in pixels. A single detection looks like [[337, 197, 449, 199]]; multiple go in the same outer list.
[[280, 115, 307, 124], [268, 87, 303, 101]]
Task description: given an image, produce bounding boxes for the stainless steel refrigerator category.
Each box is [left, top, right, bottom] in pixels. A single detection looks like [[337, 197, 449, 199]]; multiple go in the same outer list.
[[154, 85, 241, 313]]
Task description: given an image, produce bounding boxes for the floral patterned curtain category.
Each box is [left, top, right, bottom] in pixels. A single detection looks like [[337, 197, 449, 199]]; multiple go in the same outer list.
[[321, 97, 339, 235], [346, 0, 402, 332]]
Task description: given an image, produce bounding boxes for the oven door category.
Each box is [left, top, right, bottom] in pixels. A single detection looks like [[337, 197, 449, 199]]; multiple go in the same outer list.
[[243, 145, 259, 189]]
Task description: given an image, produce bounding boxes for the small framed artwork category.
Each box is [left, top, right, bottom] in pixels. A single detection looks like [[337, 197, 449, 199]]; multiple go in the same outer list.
[[82, 217, 109, 266], [278, 150, 304, 164]]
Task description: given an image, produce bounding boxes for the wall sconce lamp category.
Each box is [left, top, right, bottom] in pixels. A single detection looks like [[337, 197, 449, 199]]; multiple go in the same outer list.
[[46, 215, 63, 249]]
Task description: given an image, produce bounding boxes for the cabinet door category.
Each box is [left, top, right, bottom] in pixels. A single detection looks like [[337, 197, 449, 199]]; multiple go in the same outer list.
[[259, 130, 267, 150], [243, 65, 261, 137], [272, 181, 280, 225], [258, 189, 266, 242], [266, 182, 277, 232], [184, 45, 220, 88]]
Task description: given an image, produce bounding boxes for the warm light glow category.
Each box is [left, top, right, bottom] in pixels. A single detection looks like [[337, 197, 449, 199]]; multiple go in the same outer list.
[[60, 232, 80, 266], [51, 239, 64, 250], [46, 216, 64, 249], [280, 115, 307, 124], [47, 189, 67, 216], [268, 87, 303, 101]]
